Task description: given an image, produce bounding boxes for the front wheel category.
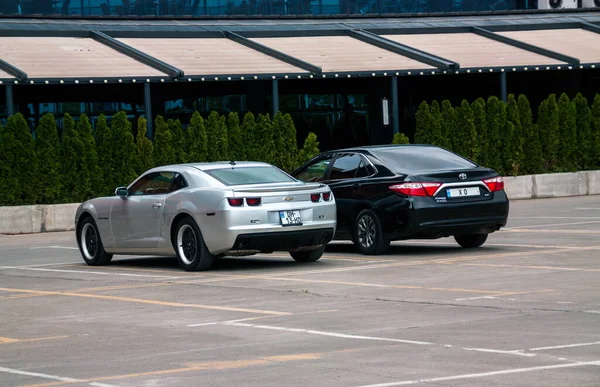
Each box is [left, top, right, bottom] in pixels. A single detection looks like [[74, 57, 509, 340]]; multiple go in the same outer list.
[[78, 217, 112, 266], [174, 217, 215, 272], [454, 234, 488, 248], [290, 246, 325, 262], [354, 209, 390, 255]]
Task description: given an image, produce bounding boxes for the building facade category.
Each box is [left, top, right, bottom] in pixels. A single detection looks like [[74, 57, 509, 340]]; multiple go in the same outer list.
[[1, 8, 600, 150]]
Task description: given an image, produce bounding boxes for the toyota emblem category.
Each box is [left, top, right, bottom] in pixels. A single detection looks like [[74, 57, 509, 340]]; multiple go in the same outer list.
[[459, 173, 467, 180]]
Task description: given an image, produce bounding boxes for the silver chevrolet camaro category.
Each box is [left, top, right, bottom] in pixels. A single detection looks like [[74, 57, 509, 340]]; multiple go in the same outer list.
[[74, 161, 337, 271]]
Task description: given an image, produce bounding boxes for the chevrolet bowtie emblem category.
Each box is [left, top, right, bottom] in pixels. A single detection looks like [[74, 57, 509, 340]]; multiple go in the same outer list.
[[283, 196, 294, 201]]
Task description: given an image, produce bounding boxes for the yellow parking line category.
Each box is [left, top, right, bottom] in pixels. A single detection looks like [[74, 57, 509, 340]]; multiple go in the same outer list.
[[0, 336, 68, 345], [17, 352, 325, 387], [0, 287, 290, 316]]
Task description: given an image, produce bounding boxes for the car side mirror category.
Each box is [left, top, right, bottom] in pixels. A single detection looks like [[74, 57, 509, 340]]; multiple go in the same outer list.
[[115, 187, 129, 197]]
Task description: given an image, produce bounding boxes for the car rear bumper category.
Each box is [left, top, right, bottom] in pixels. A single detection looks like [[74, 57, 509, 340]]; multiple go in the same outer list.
[[230, 227, 335, 253], [383, 191, 509, 240]]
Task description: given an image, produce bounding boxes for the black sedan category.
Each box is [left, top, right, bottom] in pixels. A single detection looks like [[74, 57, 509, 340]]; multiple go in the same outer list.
[[291, 145, 509, 255]]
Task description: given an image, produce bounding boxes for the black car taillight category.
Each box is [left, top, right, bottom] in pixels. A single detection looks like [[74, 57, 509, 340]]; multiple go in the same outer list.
[[389, 182, 441, 197], [483, 177, 505, 192]]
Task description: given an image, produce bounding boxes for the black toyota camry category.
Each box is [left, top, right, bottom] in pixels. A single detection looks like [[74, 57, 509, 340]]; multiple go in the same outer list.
[[291, 145, 509, 255]]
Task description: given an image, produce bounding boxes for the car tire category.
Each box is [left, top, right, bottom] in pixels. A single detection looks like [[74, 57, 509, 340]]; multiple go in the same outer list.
[[354, 209, 390, 255], [174, 216, 215, 272], [78, 217, 113, 266], [290, 245, 325, 262], [454, 234, 488, 248]]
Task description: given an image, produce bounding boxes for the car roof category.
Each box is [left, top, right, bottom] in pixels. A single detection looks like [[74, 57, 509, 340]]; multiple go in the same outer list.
[[145, 161, 272, 174], [320, 144, 440, 155]]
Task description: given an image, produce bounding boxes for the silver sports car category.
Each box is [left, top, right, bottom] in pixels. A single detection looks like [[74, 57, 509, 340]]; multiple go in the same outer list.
[[75, 161, 337, 271]]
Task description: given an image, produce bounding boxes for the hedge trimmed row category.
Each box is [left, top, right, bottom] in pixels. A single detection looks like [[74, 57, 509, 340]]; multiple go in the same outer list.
[[0, 111, 321, 206], [408, 93, 600, 176]]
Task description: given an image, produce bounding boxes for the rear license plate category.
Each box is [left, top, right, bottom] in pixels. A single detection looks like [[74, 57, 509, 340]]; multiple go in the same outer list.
[[447, 187, 480, 198], [280, 210, 302, 226]]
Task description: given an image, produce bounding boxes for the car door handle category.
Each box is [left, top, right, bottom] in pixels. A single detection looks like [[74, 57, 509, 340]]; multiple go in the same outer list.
[[152, 203, 162, 209]]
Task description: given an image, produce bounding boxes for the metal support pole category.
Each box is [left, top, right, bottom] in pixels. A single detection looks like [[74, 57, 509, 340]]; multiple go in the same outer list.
[[5, 84, 14, 117], [144, 82, 153, 139], [500, 72, 507, 102], [391, 76, 400, 135], [272, 79, 280, 116]]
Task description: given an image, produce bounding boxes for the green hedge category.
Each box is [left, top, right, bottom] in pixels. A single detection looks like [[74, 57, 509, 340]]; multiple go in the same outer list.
[[0, 111, 320, 206], [408, 93, 600, 176]]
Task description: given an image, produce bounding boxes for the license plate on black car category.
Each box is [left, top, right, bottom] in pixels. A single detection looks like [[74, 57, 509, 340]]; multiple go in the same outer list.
[[447, 187, 480, 198]]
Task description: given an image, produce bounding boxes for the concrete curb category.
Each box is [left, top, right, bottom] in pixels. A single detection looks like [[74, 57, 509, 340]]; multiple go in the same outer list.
[[1, 170, 599, 235]]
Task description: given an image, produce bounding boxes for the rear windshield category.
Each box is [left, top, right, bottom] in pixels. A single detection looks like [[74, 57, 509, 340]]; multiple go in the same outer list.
[[373, 147, 477, 173], [204, 166, 297, 186]]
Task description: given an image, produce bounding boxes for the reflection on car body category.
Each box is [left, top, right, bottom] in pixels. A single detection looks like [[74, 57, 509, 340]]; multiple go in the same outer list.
[[75, 161, 337, 271], [292, 145, 509, 255]]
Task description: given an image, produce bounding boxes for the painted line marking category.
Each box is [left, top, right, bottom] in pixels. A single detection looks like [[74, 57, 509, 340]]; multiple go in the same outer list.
[[30, 246, 79, 250], [355, 360, 600, 387], [510, 216, 600, 219], [0, 287, 291, 316], [17, 352, 328, 387], [0, 262, 81, 268], [502, 229, 600, 235], [220, 322, 433, 345], [0, 335, 68, 345], [1, 266, 182, 279], [529, 341, 600, 351], [398, 241, 579, 249], [458, 263, 600, 272], [463, 347, 536, 357], [187, 309, 339, 327], [0, 366, 122, 387], [504, 220, 600, 229], [575, 208, 600, 210], [583, 310, 600, 314]]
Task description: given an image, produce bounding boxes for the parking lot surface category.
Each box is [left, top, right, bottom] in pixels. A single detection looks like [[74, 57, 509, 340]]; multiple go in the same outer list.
[[1, 195, 599, 387]]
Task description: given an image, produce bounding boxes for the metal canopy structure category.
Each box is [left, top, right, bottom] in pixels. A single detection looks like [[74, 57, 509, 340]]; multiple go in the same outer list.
[[0, 12, 599, 84]]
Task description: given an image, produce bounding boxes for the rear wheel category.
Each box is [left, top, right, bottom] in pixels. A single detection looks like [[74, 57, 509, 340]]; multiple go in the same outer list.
[[174, 217, 215, 271], [454, 234, 488, 248], [78, 217, 112, 266], [354, 209, 390, 255], [290, 246, 325, 262]]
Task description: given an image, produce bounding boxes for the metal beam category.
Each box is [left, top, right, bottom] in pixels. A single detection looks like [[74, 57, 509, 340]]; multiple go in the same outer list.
[[472, 27, 580, 66], [580, 22, 600, 35], [5, 84, 14, 117], [272, 79, 280, 116], [224, 31, 322, 75], [144, 82, 153, 139], [348, 29, 459, 72], [500, 72, 507, 102], [90, 31, 185, 79], [391, 76, 399, 135], [0, 59, 27, 81]]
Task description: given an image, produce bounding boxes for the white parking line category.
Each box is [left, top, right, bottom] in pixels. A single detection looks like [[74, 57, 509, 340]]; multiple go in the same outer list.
[[0, 266, 181, 279], [0, 366, 122, 387], [0, 261, 81, 268], [463, 347, 536, 357], [510, 217, 600, 219], [529, 341, 600, 351], [30, 245, 79, 250], [505, 220, 600, 229], [583, 310, 600, 314], [356, 360, 600, 387], [220, 322, 433, 345]]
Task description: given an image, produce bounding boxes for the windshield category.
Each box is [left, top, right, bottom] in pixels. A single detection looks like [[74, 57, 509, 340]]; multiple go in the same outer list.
[[204, 166, 297, 186], [373, 146, 477, 173]]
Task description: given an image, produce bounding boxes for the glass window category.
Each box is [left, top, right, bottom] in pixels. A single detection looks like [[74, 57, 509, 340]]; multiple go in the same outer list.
[[329, 153, 363, 180], [169, 173, 188, 193], [373, 147, 477, 173], [205, 166, 296, 186], [295, 155, 334, 182], [355, 158, 374, 178], [129, 172, 176, 195]]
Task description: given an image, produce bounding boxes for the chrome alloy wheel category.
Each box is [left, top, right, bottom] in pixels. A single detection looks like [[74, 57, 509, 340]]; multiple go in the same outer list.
[[357, 214, 376, 249], [81, 223, 98, 260], [177, 224, 197, 265]]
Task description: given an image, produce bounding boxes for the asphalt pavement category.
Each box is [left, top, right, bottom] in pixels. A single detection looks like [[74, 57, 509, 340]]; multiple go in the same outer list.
[[1, 195, 599, 387]]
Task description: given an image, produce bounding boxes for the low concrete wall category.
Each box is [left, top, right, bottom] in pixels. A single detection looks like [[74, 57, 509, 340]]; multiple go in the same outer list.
[[1, 170, 599, 235], [0, 203, 80, 235], [502, 170, 600, 200]]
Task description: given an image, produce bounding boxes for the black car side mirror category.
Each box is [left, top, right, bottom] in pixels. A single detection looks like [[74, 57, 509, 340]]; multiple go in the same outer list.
[[115, 187, 129, 197]]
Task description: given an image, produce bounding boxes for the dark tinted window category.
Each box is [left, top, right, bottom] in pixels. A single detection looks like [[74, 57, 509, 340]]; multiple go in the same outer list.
[[373, 147, 477, 173], [329, 154, 362, 180], [205, 166, 296, 186], [129, 172, 175, 195], [356, 159, 374, 178], [295, 154, 334, 182]]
